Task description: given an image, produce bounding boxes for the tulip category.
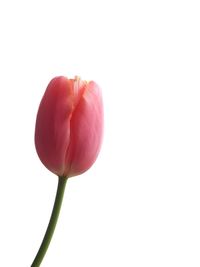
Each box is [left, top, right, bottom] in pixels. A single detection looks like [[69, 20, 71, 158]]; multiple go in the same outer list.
[[35, 75, 103, 178], [31, 76, 103, 267]]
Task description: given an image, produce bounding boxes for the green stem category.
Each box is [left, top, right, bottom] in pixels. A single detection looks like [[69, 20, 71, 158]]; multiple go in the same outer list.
[[31, 176, 68, 267]]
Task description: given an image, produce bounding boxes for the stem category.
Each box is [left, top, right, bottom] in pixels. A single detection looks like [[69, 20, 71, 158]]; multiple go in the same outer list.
[[31, 176, 68, 267]]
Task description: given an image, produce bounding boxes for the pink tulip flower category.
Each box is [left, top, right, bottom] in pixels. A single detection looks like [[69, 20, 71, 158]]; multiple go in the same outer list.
[[35, 76, 103, 178]]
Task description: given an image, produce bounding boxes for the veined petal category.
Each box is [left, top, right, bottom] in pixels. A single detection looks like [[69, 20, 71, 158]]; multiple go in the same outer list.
[[66, 81, 103, 177]]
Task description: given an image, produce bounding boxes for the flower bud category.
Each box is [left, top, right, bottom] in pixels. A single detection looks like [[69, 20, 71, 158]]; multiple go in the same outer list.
[[35, 76, 103, 177]]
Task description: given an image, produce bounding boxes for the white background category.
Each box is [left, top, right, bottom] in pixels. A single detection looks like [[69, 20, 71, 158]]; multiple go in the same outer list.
[[0, 0, 200, 266]]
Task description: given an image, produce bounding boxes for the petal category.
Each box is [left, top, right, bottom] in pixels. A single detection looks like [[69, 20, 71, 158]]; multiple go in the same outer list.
[[35, 76, 74, 176], [66, 81, 103, 177]]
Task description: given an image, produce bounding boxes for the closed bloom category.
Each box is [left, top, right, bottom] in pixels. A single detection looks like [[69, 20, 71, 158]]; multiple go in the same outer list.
[[35, 76, 103, 178]]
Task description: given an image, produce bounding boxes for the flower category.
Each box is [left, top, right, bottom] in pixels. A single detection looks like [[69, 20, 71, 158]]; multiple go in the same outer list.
[[35, 76, 103, 178]]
